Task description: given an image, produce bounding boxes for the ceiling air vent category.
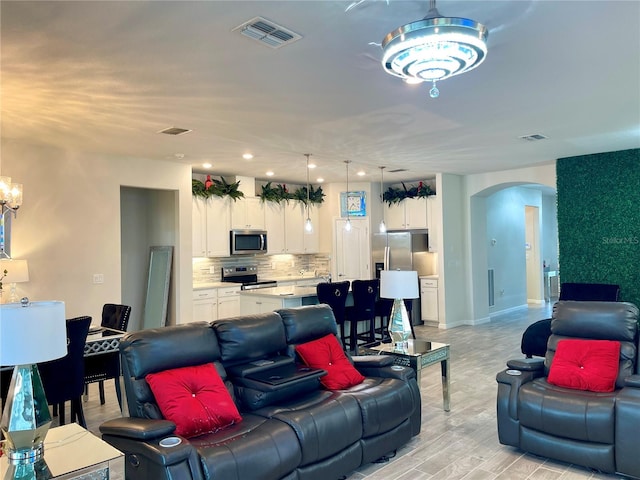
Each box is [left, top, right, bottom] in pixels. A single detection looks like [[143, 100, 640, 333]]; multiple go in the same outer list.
[[158, 127, 192, 136], [233, 17, 302, 49], [388, 168, 408, 173], [519, 134, 548, 142]]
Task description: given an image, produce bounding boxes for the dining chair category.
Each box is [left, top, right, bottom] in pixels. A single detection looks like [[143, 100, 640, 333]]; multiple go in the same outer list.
[[316, 281, 350, 347], [38, 315, 91, 428], [345, 279, 379, 350], [84, 303, 131, 406]]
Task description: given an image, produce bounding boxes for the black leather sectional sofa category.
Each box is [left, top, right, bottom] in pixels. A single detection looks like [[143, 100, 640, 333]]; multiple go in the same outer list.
[[100, 304, 421, 480]]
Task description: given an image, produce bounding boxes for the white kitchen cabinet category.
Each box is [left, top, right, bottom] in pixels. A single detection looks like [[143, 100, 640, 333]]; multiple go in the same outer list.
[[216, 285, 241, 319], [284, 202, 305, 253], [192, 196, 231, 257], [192, 197, 208, 257], [192, 289, 218, 323], [192, 285, 241, 324], [240, 296, 283, 315], [420, 278, 439, 323], [231, 197, 265, 230], [384, 198, 428, 230], [264, 202, 286, 254], [265, 202, 319, 254]]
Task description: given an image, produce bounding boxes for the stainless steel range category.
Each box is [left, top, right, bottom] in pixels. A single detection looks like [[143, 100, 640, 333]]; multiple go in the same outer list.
[[221, 265, 277, 290]]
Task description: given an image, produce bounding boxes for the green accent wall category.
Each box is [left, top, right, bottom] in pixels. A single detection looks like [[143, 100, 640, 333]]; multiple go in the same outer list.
[[556, 148, 640, 307]]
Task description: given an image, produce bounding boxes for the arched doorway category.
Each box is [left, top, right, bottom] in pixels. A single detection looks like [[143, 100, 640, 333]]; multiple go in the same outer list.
[[469, 183, 557, 322]]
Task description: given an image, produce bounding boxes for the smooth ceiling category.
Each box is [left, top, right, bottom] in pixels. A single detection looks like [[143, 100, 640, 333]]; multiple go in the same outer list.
[[1, 1, 639, 185]]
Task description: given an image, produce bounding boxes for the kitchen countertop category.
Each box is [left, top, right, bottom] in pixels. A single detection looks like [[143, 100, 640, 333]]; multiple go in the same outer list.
[[193, 282, 228, 290], [238, 286, 318, 299], [194, 275, 324, 291]]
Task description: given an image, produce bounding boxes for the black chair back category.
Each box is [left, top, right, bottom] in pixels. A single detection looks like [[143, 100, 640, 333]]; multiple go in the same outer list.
[[347, 279, 379, 348], [38, 316, 91, 427], [316, 281, 350, 346], [316, 281, 350, 324], [101, 303, 131, 331], [85, 303, 132, 407]]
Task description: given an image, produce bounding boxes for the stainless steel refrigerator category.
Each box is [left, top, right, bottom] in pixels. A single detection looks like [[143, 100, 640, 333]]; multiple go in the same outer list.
[[372, 230, 430, 325]]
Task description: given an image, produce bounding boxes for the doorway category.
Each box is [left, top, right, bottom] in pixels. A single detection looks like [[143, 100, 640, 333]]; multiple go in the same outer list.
[[525, 205, 543, 303], [120, 187, 177, 330]]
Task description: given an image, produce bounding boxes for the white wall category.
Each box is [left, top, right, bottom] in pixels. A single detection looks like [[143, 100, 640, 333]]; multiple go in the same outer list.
[[1, 139, 193, 325]]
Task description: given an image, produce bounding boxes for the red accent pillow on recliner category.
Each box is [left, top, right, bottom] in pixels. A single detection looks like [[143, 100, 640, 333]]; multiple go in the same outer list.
[[296, 334, 365, 390], [146, 363, 242, 438], [547, 339, 621, 392]]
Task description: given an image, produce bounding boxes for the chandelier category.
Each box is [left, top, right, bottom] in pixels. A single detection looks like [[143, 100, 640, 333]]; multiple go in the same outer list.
[[381, 0, 488, 98]]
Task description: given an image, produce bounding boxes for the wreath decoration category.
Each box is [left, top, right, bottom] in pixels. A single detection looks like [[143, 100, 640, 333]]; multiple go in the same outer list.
[[383, 181, 434, 206]]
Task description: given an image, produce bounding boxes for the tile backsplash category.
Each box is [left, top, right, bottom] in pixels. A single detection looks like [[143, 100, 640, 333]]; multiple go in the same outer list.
[[193, 254, 331, 284]]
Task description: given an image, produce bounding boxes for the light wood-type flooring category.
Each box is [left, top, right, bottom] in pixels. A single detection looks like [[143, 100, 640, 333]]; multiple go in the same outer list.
[[75, 303, 630, 480]]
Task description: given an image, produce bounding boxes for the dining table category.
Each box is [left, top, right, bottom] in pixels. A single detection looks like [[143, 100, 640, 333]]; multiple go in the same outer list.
[[83, 325, 127, 411]]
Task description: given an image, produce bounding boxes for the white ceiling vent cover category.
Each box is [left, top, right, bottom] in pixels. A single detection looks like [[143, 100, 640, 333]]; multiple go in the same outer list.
[[519, 134, 548, 142], [233, 17, 302, 49]]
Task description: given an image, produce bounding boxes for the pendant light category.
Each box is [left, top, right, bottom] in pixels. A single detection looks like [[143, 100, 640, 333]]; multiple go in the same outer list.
[[304, 154, 313, 233], [379, 166, 387, 233], [344, 160, 352, 232]]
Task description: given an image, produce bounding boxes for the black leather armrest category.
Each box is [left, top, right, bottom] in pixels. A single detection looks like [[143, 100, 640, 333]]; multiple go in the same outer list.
[[100, 418, 176, 441], [624, 374, 640, 388], [506, 357, 544, 371], [352, 355, 395, 368]]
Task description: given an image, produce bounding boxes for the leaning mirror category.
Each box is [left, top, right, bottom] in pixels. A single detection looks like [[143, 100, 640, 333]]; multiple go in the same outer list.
[[142, 246, 173, 329]]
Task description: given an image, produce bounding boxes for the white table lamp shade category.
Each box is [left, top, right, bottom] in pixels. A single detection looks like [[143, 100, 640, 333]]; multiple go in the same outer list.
[[380, 270, 419, 299], [0, 259, 30, 284], [0, 301, 66, 365]]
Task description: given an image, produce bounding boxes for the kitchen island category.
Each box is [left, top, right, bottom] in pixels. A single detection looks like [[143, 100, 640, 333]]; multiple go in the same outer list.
[[239, 286, 320, 315]]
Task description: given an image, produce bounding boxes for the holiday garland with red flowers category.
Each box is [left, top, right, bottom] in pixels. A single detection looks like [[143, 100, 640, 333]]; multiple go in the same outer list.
[[192, 176, 325, 205], [382, 181, 434, 206]]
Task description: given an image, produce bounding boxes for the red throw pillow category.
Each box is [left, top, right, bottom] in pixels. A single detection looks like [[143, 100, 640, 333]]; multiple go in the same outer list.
[[547, 339, 621, 392], [296, 334, 365, 390], [146, 363, 242, 438]]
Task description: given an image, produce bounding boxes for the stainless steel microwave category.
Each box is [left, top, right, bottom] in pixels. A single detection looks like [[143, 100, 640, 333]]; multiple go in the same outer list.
[[230, 230, 268, 255]]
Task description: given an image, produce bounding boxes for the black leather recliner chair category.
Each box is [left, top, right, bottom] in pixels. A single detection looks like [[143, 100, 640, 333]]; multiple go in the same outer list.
[[497, 301, 640, 478]]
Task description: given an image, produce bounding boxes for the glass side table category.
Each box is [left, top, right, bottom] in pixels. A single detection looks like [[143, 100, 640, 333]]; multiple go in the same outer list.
[[360, 339, 450, 411], [1, 423, 124, 479]]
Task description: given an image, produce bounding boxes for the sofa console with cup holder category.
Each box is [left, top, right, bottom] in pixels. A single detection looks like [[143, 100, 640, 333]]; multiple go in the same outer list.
[[99, 304, 421, 480]]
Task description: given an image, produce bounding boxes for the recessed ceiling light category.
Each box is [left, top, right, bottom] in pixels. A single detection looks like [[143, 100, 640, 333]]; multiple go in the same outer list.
[[202, 163, 212, 169], [243, 153, 254, 160], [357, 170, 366, 176], [308, 163, 317, 169], [266, 171, 274, 176], [317, 177, 324, 183]]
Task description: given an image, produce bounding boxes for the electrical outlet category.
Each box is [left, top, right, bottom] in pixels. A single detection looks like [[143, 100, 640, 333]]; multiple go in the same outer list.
[[209, 266, 216, 274], [500, 289, 505, 296], [92, 273, 104, 284], [272, 262, 276, 269]]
